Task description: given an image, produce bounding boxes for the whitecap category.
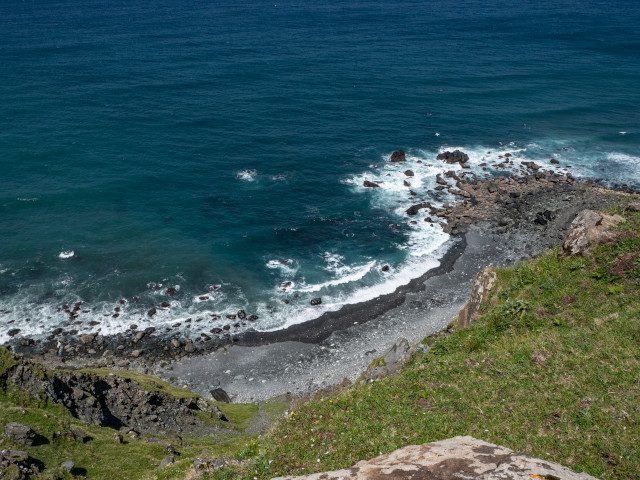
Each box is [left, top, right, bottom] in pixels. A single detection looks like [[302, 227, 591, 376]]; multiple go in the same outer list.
[[236, 169, 257, 181], [58, 251, 74, 259], [298, 260, 376, 293], [266, 259, 293, 269]]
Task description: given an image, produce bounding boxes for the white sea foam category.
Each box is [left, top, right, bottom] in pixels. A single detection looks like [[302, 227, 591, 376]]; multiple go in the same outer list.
[[58, 251, 74, 259], [4, 140, 638, 344], [297, 260, 377, 293], [236, 169, 257, 181]]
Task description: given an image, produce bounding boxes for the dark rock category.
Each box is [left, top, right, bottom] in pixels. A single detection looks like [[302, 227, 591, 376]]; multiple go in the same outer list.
[[381, 265, 390, 272], [0, 449, 40, 478], [210, 328, 223, 334], [147, 307, 157, 318], [404, 169, 414, 177], [436, 150, 469, 164], [237, 310, 246, 320], [184, 341, 195, 353], [363, 180, 379, 188], [52, 327, 63, 335], [389, 150, 406, 162], [7, 329, 21, 337], [550, 158, 559, 164], [405, 203, 430, 216], [436, 176, 447, 186], [166, 287, 177, 295], [4, 423, 35, 446], [247, 315, 259, 321], [210, 388, 231, 403], [521, 161, 541, 171], [310, 298, 322, 306], [403, 180, 410, 187]]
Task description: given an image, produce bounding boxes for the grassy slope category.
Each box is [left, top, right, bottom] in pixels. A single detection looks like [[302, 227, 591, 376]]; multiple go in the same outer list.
[[211, 207, 640, 480], [0, 355, 288, 480], [2, 207, 639, 479]]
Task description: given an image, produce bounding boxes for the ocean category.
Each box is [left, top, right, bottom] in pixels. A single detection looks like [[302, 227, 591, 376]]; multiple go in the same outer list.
[[1, 0, 639, 344]]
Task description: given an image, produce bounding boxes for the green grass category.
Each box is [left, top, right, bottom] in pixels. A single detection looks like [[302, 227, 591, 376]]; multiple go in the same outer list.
[[0, 356, 272, 479], [3, 205, 640, 479], [206, 207, 640, 480]]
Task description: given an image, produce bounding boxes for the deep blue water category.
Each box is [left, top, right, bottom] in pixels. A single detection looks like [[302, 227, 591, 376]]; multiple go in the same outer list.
[[1, 0, 639, 342]]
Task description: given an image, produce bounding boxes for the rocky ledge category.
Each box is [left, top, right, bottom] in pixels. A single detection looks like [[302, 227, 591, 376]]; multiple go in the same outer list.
[[272, 436, 598, 480], [1, 356, 225, 435]]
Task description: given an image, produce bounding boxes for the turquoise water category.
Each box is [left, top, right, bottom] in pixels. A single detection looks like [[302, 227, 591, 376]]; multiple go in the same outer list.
[[1, 0, 639, 342]]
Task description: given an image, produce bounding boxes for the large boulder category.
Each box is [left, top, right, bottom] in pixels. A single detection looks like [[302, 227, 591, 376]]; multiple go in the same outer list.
[[4, 423, 36, 446], [405, 203, 431, 216], [436, 150, 469, 164], [272, 436, 598, 480], [389, 150, 406, 162], [457, 268, 497, 328], [562, 210, 625, 257]]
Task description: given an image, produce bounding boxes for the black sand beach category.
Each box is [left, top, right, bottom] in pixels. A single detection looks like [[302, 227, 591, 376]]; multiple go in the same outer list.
[[10, 170, 628, 404]]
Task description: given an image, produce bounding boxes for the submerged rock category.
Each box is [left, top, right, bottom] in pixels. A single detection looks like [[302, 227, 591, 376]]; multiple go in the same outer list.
[[310, 298, 322, 306]]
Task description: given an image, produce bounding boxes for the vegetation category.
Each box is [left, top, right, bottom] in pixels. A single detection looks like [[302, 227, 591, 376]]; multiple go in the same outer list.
[[1, 206, 639, 479], [209, 206, 640, 480]]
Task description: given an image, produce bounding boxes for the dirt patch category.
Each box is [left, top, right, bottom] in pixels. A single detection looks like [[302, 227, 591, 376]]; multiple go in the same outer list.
[[609, 251, 639, 277]]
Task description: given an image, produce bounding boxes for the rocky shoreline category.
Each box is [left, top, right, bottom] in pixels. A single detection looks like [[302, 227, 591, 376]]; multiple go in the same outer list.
[[3, 153, 636, 400]]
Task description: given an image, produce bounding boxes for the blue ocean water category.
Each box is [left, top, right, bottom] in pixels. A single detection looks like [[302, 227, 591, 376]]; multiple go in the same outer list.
[[1, 0, 639, 342]]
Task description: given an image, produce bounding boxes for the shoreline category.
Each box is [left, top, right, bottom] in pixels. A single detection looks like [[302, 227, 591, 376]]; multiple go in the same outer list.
[[7, 167, 636, 402]]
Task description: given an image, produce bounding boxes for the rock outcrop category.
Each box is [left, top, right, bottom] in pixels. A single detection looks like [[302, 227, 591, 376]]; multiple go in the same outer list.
[[457, 268, 498, 328], [2, 361, 224, 434], [364, 338, 410, 380], [562, 210, 625, 256], [0, 449, 41, 479], [4, 423, 36, 446], [389, 150, 406, 162], [436, 149, 469, 164], [272, 436, 598, 480]]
